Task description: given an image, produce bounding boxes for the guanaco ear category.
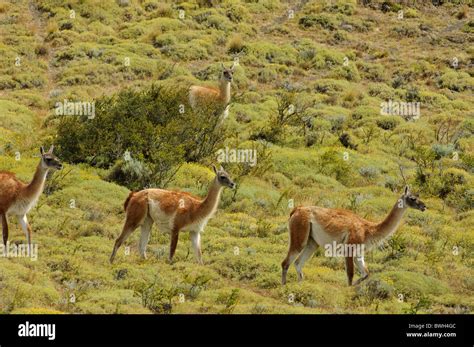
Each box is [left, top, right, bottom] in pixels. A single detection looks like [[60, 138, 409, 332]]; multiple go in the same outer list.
[[40, 146, 45, 156], [221, 63, 225, 70], [404, 185, 409, 195], [48, 145, 54, 153], [219, 165, 224, 172], [212, 165, 218, 175]]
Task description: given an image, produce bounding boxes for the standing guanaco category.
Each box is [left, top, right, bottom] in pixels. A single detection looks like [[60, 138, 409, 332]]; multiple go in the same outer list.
[[110, 165, 235, 264], [189, 62, 235, 121], [0, 146, 62, 251], [281, 186, 426, 286]]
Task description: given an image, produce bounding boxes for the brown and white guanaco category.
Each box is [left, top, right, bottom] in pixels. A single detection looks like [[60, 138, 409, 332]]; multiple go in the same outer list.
[[281, 186, 426, 286], [189, 62, 235, 121], [110, 165, 235, 264], [0, 146, 62, 251]]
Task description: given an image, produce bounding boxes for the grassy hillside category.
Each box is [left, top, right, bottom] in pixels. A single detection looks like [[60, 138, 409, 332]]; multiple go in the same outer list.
[[0, 0, 472, 314]]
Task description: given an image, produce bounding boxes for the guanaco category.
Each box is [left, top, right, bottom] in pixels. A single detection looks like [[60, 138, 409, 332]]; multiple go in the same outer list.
[[189, 62, 235, 121], [0, 146, 62, 250], [281, 186, 426, 286], [110, 165, 235, 264]]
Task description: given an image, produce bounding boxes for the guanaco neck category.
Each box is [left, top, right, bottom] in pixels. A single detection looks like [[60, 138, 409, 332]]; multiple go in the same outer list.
[[194, 178, 223, 221], [219, 78, 231, 104], [22, 159, 49, 199], [371, 198, 407, 242]]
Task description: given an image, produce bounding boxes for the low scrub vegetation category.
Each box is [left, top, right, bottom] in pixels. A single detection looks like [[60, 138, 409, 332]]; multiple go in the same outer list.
[[0, 0, 472, 314]]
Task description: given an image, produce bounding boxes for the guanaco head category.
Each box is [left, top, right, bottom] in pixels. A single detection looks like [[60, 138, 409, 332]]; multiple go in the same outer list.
[[213, 165, 236, 189], [40, 145, 63, 170], [221, 63, 235, 83], [402, 186, 426, 212]]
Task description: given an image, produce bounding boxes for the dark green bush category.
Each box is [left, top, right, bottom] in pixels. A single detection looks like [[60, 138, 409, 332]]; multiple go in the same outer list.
[[255, 91, 310, 143], [299, 15, 336, 31], [55, 84, 226, 189], [324, 2, 355, 15], [225, 4, 248, 23], [381, 1, 402, 13], [318, 150, 353, 185], [339, 132, 358, 150], [376, 116, 400, 130]]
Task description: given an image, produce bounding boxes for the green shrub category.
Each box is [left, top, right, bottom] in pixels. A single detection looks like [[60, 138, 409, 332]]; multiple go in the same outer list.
[[107, 158, 153, 191], [462, 20, 474, 34], [257, 67, 277, 83], [351, 105, 379, 121], [323, 0, 356, 15], [328, 115, 346, 134], [248, 42, 297, 66], [403, 295, 432, 314], [444, 186, 473, 212], [339, 132, 358, 150], [391, 24, 420, 38], [368, 82, 395, 99], [217, 289, 240, 314], [257, 91, 310, 143], [405, 86, 421, 102], [357, 62, 386, 82], [55, 84, 226, 189], [0, 76, 17, 90], [162, 41, 209, 60], [151, 33, 176, 48], [432, 144, 455, 159], [359, 166, 380, 181], [133, 279, 178, 314], [314, 79, 349, 94], [384, 176, 400, 192], [318, 149, 353, 185], [203, 14, 232, 31], [380, 1, 402, 13], [225, 4, 249, 23], [299, 14, 337, 30], [297, 48, 316, 69], [405, 8, 419, 18], [227, 34, 245, 54], [13, 74, 45, 89], [330, 65, 360, 82], [355, 278, 394, 303], [376, 116, 400, 130], [437, 71, 472, 92], [437, 168, 471, 211]]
